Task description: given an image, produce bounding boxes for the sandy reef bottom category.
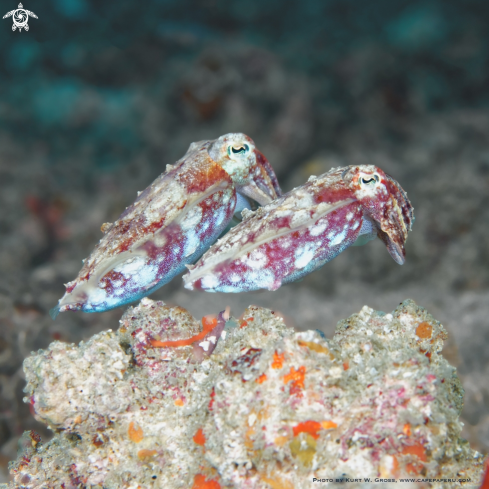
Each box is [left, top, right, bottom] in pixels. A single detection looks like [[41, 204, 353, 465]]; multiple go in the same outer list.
[[2, 299, 487, 488]]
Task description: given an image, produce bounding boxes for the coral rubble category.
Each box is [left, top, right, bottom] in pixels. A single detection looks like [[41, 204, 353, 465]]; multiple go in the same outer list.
[[4, 299, 485, 488]]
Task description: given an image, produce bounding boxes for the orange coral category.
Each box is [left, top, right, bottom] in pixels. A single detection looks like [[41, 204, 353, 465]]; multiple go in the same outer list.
[[202, 315, 218, 330], [150, 316, 218, 348], [193, 428, 206, 446], [240, 317, 254, 328], [137, 449, 157, 460], [416, 322, 432, 339], [283, 366, 306, 397], [283, 366, 306, 388], [400, 442, 427, 474], [128, 422, 144, 443], [256, 373, 267, 384], [321, 420, 338, 430], [293, 421, 322, 439], [271, 351, 285, 369], [192, 474, 221, 489], [402, 442, 426, 460]]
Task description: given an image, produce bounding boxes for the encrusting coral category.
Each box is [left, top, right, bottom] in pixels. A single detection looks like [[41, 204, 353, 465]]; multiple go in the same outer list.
[[3, 299, 486, 488]]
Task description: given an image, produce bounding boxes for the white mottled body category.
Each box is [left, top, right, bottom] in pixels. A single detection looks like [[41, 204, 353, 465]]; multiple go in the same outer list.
[[184, 165, 413, 293]]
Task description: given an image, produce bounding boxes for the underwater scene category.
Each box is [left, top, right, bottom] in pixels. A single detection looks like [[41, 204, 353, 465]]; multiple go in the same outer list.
[[0, 0, 488, 486]]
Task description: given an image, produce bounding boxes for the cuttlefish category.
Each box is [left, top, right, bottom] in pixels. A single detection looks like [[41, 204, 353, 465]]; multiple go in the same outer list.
[[51, 133, 281, 317], [184, 165, 413, 292]]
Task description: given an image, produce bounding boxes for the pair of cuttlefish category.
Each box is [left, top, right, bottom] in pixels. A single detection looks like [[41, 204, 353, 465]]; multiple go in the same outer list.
[[51, 133, 413, 318]]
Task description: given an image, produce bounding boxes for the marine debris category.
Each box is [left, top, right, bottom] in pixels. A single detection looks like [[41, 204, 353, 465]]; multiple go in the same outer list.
[[5, 299, 485, 488]]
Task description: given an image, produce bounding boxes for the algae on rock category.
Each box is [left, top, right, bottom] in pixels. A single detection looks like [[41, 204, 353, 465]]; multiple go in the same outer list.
[[4, 299, 486, 488]]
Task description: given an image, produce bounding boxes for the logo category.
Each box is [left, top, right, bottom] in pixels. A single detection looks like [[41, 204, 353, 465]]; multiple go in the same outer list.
[[3, 3, 38, 31]]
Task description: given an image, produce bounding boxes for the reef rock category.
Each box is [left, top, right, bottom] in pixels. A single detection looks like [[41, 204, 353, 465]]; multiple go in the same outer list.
[[3, 299, 486, 488]]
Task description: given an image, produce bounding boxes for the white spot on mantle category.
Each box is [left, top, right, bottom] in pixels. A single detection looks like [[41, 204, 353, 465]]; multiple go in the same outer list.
[[330, 228, 347, 246], [295, 244, 315, 269]]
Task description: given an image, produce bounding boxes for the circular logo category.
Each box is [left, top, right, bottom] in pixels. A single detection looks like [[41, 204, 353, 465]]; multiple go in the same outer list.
[[13, 8, 28, 30]]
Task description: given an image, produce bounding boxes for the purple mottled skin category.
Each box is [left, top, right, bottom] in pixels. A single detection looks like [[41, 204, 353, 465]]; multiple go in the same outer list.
[[183, 165, 413, 293], [51, 134, 281, 318]]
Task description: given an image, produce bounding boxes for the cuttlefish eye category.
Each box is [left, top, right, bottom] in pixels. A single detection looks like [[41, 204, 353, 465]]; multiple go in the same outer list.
[[228, 143, 250, 156], [361, 174, 380, 185]]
